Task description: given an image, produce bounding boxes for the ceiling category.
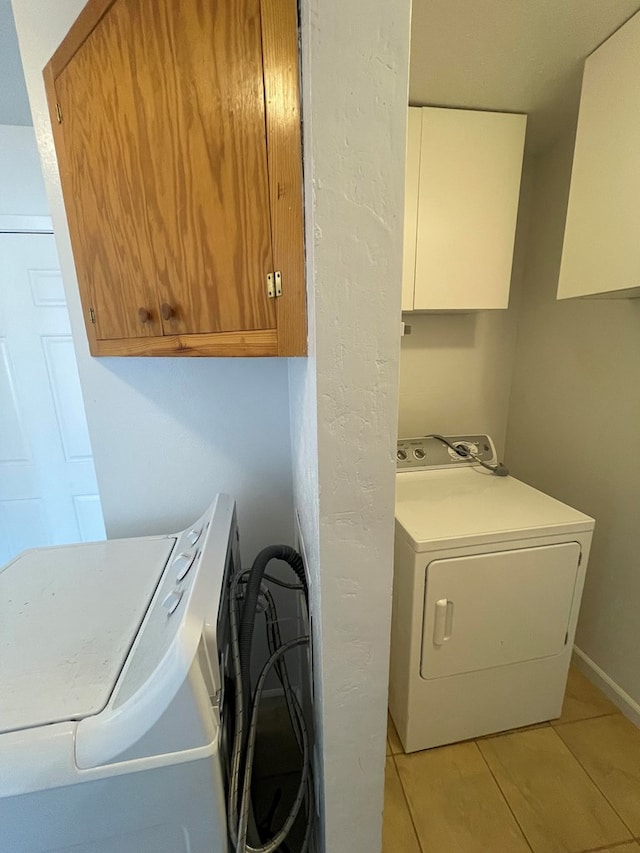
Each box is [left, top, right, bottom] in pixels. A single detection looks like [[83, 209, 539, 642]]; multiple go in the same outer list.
[[0, 0, 31, 125], [410, 0, 640, 153], [3, 1, 640, 145]]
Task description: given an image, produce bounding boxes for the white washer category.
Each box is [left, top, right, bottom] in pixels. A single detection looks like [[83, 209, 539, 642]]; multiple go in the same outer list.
[[0, 494, 238, 853], [389, 435, 595, 752]]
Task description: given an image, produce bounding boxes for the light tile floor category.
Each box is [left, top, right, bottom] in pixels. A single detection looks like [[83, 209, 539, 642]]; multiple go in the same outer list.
[[384, 664, 640, 853]]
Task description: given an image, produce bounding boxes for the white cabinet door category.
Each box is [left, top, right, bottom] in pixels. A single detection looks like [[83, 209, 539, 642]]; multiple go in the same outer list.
[[558, 11, 640, 300], [0, 233, 105, 566], [421, 542, 580, 680], [401, 108, 422, 311], [412, 107, 526, 311]]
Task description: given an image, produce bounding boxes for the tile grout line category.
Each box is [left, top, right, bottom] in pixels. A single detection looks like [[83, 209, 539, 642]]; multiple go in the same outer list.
[[472, 739, 536, 853], [552, 724, 637, 841], [390, 749, 426, 853], [575, 839, 640, 852], [386, 700, 632, 853], [478, 722, 551, 741], [551, 709, 621, 729]]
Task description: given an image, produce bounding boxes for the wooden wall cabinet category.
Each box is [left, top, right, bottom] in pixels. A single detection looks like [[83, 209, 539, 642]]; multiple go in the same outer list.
[[558, 11, 640, 300], [402, 106, 526, 312], [44, 0, 306, 357]]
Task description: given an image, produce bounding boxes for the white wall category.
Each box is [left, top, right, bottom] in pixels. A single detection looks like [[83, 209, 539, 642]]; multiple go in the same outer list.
[[398, 311, 517, 455], [11, 0, 294, 562], [398, 167, 532, 457], [505, 131, 640, 709], [0, 124, 48, 215], [0, 0, 32, 126], [290, 1, 410, 851]]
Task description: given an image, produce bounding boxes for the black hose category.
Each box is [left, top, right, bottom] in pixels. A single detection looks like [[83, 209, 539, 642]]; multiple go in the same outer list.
[[238, 546, 307, 744], [424, 433, 510, 477]]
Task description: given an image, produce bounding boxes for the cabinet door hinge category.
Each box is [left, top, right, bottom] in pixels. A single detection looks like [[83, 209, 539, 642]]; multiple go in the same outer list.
[[55, 103, 63, 124], [89, 307, 96, 324], [267, 271, 283, 299]]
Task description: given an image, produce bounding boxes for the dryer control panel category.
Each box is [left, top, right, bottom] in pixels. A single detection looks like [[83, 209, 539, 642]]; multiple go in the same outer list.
[[397, 434, 497, 471]]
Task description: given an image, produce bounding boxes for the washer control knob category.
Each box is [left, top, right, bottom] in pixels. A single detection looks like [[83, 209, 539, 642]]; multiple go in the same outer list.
[[173, 550, 196, 582], [397, 449, 408, 461], [414, 448, 426, 460], [162, 588, 184, 616], [185, 528, 201, 546]]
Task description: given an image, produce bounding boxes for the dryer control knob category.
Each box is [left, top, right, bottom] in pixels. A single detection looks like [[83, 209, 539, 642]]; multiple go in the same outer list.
[[397, 449, 408, 461], [186, 528, 201, 546], [414, 448, 426, 460], [173, 551, 196, 581], [162, 588, 184, 616]]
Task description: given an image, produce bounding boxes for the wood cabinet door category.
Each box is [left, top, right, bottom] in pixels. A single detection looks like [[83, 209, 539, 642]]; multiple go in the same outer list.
[[50, 0, 276, 343]]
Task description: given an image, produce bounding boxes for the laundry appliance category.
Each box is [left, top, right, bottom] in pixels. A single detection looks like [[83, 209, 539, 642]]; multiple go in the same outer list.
[[0, 494, 237, 853], [389, 435, 594, 752]]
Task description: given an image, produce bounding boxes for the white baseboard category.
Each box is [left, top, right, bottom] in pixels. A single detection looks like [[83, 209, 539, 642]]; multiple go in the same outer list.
[[573, 645, 640, 728]]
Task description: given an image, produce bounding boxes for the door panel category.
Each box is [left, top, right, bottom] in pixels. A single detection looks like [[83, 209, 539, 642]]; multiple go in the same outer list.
[[28, 269, 66, 306], [41, 336, 94, 461], [421, 543, 581, 680], [0, 234, 105, 567], [0, 340, 30, 463], [0, 499, 50, 560], [73, 495, 106, 542], [55, 0, 276, 339]]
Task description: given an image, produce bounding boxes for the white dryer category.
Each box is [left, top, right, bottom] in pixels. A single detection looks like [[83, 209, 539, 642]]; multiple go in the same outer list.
[[389, 435, 594, 752], [0, 494, 237, 853]]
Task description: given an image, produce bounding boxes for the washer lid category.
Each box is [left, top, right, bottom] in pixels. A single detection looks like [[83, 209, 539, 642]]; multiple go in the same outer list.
[[0, 537, 174, 734], [395, 468, 594, 551]]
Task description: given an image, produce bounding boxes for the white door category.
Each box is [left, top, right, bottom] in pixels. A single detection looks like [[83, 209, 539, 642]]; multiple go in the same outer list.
[[421, 542, 581, 680], [0, 231, 105, 566]]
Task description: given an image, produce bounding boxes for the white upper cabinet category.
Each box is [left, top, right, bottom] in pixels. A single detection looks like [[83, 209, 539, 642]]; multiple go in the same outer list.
[[401, 109, 422, 311], [558, 12, 640, 300], [402, 106, 526, 311]]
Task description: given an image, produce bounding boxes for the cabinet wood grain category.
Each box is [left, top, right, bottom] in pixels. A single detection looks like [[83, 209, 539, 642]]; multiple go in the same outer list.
[[261, 0, 306, 356], [93, 329, 277, 358], [44, 0, 306, 357]]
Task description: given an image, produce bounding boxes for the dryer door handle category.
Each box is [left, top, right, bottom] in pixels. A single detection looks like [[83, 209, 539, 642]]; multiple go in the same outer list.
[[433, 599, 454, 646]]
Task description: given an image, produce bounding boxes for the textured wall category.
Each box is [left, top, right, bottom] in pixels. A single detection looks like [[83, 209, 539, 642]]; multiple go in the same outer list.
[[398, 310, 517, 456], [0, 124, 48, 215], [505, 131, 640, 710], [290, 1, 411, 850], [11, 0, 295, 562]]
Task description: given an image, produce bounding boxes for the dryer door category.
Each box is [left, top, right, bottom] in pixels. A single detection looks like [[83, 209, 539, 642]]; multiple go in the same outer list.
[[420, 542, 580, 680]]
